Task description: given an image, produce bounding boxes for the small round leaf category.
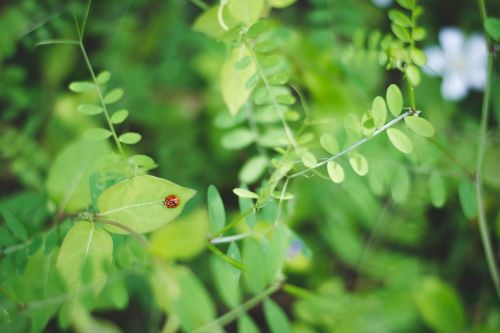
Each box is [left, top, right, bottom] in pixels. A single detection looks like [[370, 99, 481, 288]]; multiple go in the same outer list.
[[386, 84, 403, 117], [327, 161, 345, 184], [387, 128, 413, 153], [84, 128, 113, 141], [110, 109, 129, 124], [119, 132, 142, 144], [404, 115, 435, 137], [104, 88, 124, 104], [77, 104, 103, 116]]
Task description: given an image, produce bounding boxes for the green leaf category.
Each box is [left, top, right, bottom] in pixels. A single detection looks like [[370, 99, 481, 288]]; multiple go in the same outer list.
[[410, 48, 426, 66], [485, 18, 500, 41], [428, 174, 446, 208], [247, 19, 268, 38], [77, 104, 103, 116], [210, 242, 242, 307], [391, 24, 411, 43], [269, 0, 297, 8], [221, 128, 255, 150], [264, 298, 291, 333], [406, 65, 421, 86], [386, 84, 403, 117], [0, 227, 13, 247], [56, 221, 113, 295], [361, 110, 376, 137], [118, 132, 142, 145], [267, 224, 289, 282], [348, 151, 368, 176], [110, 109, 129, 124], [208, 185, 226, 235], [2, 210, 27, 241], [412, 27, 426, 41], [96, 71, 111, 85], [129, 154, 157, 168], [404, 115, 435, 137], [235, 56, 253, 70], [268, 73, 289, 85], [372, 96, 387, 129], [173, 266, 216, 332], [243, 238, 267, 294], [233, 188, 259, 199], [69, 81, 94, 93], [227, 0, 264, 26], [83, 128, 113, 141], [239, 155, 268, 184], [344, 114, 362, 141], [458, 179, 477, 219], [320, 133, 339, 154], [387, 128, 413, 154], [415, 277, 465, 333], [396, 0, 413, 10], [149, 209, 208, 260], [327, 161, 345, 184], [388, 10, 412, 27], [47, 139, 113, 212], [103, 88, 124, 104], [253, 40, 278, 53], [301, 151, 317, 168], [391, 166, 410, 203], [238, 315, 260, 333], [97, 175, 196, 234], [221, 45, 257, 115]]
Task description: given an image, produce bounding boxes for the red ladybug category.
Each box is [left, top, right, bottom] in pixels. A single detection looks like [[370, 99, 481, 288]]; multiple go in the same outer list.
[[163, 195, 180, 208]]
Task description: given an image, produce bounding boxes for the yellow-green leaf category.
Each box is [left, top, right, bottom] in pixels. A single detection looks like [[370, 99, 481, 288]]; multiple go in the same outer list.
[[103, 88, 124, 104], [327, 161, 345, 184], [387, 128, 413, 153], [386, 84, 403, 117], [404, 115, 435, 137], [348, 151, 369, 176], [227, 0, 264, 26]]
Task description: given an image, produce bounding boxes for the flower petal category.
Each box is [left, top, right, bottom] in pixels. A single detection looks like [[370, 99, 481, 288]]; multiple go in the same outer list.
[[465, 34, 488, 90], [372, 0, 393, 8], [439, 27, 464, 55], [423, 46, 446, 76], [441, 72, 468, 101]]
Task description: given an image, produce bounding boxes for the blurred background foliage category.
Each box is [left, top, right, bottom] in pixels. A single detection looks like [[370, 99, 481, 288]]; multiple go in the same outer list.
[[1, 0, 499, 332]]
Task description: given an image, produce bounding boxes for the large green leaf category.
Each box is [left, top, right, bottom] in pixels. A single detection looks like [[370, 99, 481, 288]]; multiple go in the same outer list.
[[243, 237, 267, 294], [210, 242, 242, 307], [208, 185, 226, 235], [97, 175, 196, 234], [221, 45, 257, 115], [46, 139, 115, 212], [149, 209, 208, 260], [227, 0, 264, 26], [56, 221, 113, 295]]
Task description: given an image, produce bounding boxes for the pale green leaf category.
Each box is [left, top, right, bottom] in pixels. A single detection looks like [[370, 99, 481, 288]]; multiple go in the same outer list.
[[96, 71, 111, 85], [404, 115, 435, 137], [264, 298, 291, 333], [149, 209, 208, 260], [227, 0, 264, 26], [221, 46, 257, 115], [69, 81, 94, 93], [406, 65, 421, 86], [247, 20, 268, 38], [253, 40, 277, 53], [47, 139, 114, 212], [361, 110, 376, 137], [396, 0, 413, 9], [388, 10, 412, 27], [428, 174, 446, 208], [268, 73, 289, 85], [266, 224, 289, 282], [391, 166, 410, 203], [233, 188, 259, 199], [221, 128, 255, 150], [386, 84, 403, 117], [243, 238, 267, 294], [239, 155, 268, 184], [269, 0, 297, 8], [210, 242, 242, 307], [118, 132, 142, 145], [301, 151, 317, 168], [84, 128, 113, 141], [327, 161, 345, 183], [344, 114, 362, 141], [412, 27, 426, 41], [320, 133, 339, 154], [103, 88, 124, 104], [110, 109, 129, 124], [238, 315, 260, 333], [387, 128, 413, 154], [372, 96, 387, 129], [77, 104, 103, 116], [192, 6, 228, 39], [391, 24, 411, 43], [410, 48, 426, 66], [235, 56, 253, 70], [348, 151, 368, 176], [97, 175, 196, 234], [128, 154, 156, 168], [56, 221, 113, 295], [208, 185, 226, 235], [415, 277, 465, 333]]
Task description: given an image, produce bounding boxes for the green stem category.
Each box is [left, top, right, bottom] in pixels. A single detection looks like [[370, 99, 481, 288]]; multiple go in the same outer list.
[[78, 42, 124, 154], [192, 279, 284, 332], [407, 79, 417, 111], [475, 0, 499, 300]]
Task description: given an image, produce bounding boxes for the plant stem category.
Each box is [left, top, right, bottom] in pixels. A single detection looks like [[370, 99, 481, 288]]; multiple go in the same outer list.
[[475, 0, 500, 301], [192, 279, 284, 332], [290, 109, 414, 178], [97, 218, 149, 248], [78, 42, 124, 154]]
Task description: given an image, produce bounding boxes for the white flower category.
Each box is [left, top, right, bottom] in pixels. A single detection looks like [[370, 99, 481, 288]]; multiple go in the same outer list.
[[372, 0, 393, 8], [424, 27, 488, 101]]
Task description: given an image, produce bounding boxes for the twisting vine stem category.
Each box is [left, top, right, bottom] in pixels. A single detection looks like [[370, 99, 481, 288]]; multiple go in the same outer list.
[[475, 0, 500, 301]]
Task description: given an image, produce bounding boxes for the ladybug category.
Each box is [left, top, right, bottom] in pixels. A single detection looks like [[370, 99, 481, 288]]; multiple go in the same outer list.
[[163, 194, 180, 208]]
